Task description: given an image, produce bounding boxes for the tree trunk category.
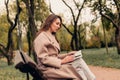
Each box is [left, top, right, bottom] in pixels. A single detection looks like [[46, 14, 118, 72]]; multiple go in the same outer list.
[[0, 47, 13, 65], [70, 30, 80, 50], [78, 26, 83, 49], [24, 0, 37, 62], [74, 29, 79, 50], [102, 17, 109, 54], [4, 0, 22, 65], [7, 55, 13, 65], [70, 35, 75, 50], [115, 26, 120, 54]]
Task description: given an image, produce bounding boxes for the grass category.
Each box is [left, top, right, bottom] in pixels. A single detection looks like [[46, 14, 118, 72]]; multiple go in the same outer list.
[[0, 59, 32, 80], [82, 47, 120, 69], [0, 47, 120, 80]]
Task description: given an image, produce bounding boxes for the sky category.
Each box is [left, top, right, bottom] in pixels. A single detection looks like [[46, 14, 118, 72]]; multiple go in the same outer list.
[[0, 0, 94, 24], [0, 0, 15, 15], [0, 0, 4, 7], [0, 0, 5, 14], [46, 0, 67, 14], [46, 0, 95, 24]]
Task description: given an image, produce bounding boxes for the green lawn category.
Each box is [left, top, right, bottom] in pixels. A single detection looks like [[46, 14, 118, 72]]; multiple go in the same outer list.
[[0, 47, 120, 80], [82, 47, 120, 69], [0, 59, 31, 80]]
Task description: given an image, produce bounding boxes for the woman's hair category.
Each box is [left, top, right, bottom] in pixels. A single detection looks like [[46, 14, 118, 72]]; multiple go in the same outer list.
[[35, 14, 62, 38]]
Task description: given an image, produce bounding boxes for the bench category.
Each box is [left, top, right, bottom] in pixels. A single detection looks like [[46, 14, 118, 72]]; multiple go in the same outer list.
[[14, 50, 46, 80]]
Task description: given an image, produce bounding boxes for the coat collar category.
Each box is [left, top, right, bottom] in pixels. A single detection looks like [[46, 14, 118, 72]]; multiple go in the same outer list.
[[43, 32, 60, 52]]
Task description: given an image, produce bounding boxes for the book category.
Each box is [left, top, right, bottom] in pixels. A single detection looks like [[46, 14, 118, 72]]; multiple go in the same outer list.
[[74, 50, 82, 60]]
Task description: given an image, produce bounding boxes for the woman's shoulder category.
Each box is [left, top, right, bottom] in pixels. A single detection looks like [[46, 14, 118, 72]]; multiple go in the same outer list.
[[34, 32, 46, 41], [37, 32, 47, 38]]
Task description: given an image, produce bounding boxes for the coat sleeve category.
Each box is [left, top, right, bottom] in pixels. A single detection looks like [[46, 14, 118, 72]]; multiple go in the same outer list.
[[58, 53, 67, 59], [34, 34, 62, 68]]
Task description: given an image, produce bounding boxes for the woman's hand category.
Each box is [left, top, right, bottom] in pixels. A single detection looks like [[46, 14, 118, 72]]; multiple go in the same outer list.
[[67, 51, 77, 56], [61, 55, 74, 64]]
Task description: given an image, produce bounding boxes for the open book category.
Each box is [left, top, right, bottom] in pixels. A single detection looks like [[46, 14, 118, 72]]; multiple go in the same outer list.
[[74, 50, 82, 60]]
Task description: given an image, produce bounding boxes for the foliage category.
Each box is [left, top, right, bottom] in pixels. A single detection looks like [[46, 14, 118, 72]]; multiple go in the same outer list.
[[22, 37, 29, 52], [57, 27, 71, 51], [0, 15, 9, 46], [57, 22, 115, 49], [19, 0, 50, 28], [86, 36, 101, 48], [34, 0, 50, 23], [91, 0, 120, 54]]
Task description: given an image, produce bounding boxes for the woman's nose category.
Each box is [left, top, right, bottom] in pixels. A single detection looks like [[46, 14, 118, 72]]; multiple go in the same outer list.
[[57, 25, 61, 29]]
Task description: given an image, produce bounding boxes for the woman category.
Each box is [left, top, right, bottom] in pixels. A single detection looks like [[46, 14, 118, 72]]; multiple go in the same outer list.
[[33, 14, 95, 80]]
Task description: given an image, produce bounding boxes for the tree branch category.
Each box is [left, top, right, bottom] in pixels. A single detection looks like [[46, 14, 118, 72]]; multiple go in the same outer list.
[[113, 0, 120, 23], [73, 0, 79, 10], [5, 0, 13, 26], [62, 23, 73, 35], [6, 0, 22, 49], [48, 0, 54, 14], [76, 0, 86, 24], [0, 43, 8, 57], [99, 0, 118, 28], [62, 0, 76, 22], [0, 44, 6, 50]]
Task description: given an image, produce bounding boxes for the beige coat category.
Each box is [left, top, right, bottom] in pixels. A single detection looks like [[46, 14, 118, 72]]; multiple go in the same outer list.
[[33, 32, 82, 80]]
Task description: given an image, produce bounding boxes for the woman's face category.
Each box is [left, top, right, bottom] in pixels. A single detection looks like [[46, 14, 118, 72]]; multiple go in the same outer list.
[[49, 18, 61, 33]]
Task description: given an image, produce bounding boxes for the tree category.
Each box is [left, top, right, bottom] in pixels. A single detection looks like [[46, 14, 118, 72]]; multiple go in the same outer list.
[[21, 0, 37, 63], [0, 0, 21, 65], [101, 16, 109, 54], [62, 0, 87, 50], [89, 0, 120, 54]]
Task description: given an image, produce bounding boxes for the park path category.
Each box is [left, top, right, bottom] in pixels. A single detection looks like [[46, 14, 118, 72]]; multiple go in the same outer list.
[[89, 65, 120, 80]]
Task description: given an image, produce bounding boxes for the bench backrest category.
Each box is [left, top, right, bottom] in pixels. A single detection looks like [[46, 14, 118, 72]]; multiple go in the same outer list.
[[14, 50, 46, 80]]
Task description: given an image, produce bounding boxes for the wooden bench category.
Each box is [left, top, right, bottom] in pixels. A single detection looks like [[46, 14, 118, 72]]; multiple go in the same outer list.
[[14, 50, 46, 80]]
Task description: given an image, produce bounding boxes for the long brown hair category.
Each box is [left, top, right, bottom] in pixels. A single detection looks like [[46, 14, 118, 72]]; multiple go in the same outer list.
[[35, 14, 62, 38]]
